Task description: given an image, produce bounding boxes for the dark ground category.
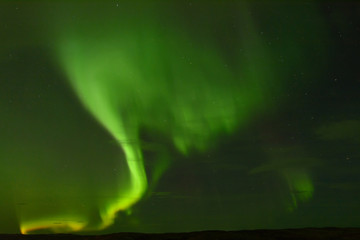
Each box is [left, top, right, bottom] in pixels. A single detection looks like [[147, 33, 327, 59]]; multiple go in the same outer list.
[[1, 228, 360, 240]]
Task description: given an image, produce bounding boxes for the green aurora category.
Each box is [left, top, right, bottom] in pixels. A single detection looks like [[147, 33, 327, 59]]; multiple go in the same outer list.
[[1, 0, 359, 235], [54, 4, 271, 233]]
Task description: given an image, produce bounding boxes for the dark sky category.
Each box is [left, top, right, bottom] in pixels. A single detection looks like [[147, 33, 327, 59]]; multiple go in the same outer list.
[[0, 0, 359, 235]]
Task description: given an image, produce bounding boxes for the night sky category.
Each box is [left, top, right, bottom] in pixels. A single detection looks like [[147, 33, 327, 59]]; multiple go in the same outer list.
[[0, 0, 360, 235]]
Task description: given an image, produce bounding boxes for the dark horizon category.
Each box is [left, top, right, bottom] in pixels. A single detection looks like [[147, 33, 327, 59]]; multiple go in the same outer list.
[[1, 228, 360, 240]]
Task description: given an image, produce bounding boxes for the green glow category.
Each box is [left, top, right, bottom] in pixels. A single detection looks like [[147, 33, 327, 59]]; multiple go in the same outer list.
[[250, 148, 315, 210], [282, 169, 314, 211], [55, 25, 263, 231], [16, 3, 315, 233], [17, 6, 268, 234]]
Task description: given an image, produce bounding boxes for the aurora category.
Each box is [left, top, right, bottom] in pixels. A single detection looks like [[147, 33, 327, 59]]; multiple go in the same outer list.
[[2, 0, 357, 235], [51, 3, 270, 232]]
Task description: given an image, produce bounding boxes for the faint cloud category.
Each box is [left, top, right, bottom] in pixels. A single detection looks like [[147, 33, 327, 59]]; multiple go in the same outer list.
[[328, 182, 360, 191], [316, 119, 360, 141], [249, 156, 321, 175]]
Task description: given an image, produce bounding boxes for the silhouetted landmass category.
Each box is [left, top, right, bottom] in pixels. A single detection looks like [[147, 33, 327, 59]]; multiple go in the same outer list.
[[1, 228, 360, 240]]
